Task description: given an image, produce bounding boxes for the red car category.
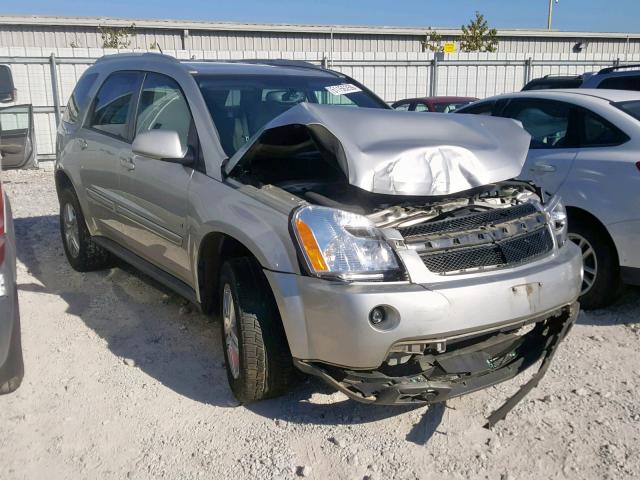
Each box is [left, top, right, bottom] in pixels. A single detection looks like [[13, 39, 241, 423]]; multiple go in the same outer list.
[[392, 96, 478, 113]]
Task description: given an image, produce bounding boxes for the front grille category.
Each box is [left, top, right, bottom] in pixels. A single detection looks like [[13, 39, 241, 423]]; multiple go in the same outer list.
[[399, 203, 538, 239], [420, 227, 554, 274]]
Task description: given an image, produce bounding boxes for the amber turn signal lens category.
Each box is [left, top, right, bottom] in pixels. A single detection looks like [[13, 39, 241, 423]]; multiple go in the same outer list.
[[295, 218, 328, 272]]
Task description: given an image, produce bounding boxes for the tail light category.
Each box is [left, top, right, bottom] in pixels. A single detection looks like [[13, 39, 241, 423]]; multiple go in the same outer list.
[[0, 182, 5, 265]]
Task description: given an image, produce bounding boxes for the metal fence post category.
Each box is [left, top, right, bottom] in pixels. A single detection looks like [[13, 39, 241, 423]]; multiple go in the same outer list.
[[524, 57, 533, 87], [49, 53, 61, 126], [429, 54, 439, 96]]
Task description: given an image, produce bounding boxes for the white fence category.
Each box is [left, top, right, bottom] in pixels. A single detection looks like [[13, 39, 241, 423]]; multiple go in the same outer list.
[[1, 46, 638, 161]]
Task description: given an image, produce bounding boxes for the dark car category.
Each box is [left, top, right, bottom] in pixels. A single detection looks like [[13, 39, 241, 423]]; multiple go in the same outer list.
[[523, 64, 640, 91], [0, 173, 23, 394], [0, 65, 17, 104], [392, 96, 478, 113]]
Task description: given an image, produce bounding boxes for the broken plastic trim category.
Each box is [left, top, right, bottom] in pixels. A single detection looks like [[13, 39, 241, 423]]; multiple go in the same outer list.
[[293, 302, 578, 426]]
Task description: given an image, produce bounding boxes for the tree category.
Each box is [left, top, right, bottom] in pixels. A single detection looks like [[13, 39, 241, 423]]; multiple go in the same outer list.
[[460, 12, 498, 52], [98, 23, 137, 49], [421, 27, 444, 53]]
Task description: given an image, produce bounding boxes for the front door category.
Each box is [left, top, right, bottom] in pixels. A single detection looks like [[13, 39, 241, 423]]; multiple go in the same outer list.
[[502, 98, 580, 196], [118, 72, 195, 283], [0, 104, 36, 169]]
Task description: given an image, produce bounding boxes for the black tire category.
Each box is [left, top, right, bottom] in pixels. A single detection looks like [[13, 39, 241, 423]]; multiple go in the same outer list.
[[0, 292, 24, 395], [59, 188, 113, 272], [568, 216, 621, 310], [219, 257, 296, 403]]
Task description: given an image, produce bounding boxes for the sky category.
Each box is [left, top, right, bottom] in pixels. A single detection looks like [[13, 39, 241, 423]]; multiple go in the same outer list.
[[1, 0, 637, 33]]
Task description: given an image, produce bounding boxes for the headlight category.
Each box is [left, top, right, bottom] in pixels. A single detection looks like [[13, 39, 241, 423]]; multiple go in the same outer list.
[[544, 196, 568, 246], [291, 205, 403, 281]]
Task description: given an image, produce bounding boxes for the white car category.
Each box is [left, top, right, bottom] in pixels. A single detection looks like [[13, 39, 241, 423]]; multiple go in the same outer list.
[[459, 89, 640, 309]]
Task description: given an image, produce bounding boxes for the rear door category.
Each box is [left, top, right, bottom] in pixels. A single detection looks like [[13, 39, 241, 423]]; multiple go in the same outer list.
[[500, 98, 580, 195], [81, 71, 144, 240], [0, 104, 35, 169], [118, 72, 196, 283]]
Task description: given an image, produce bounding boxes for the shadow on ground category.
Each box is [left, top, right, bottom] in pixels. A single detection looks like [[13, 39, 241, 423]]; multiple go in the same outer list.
[[14, 214, 447, 443]]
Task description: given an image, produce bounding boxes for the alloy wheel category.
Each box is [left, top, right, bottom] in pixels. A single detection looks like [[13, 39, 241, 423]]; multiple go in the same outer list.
[[63, 202, 80, 258], [568, 233, 598, 296], [222, 284, 240, 379]]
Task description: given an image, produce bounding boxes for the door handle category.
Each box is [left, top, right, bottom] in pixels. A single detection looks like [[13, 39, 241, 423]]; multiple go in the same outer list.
[[531, 162, 556, 173], [78, 139, 88, 150], [120, 156, 135, 171]]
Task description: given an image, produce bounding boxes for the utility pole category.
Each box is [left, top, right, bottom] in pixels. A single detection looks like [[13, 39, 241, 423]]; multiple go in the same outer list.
[[548, 0, 558, 30]]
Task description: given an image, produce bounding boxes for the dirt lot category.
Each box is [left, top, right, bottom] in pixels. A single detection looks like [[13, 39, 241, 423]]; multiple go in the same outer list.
[[1, 168, 639, 480]]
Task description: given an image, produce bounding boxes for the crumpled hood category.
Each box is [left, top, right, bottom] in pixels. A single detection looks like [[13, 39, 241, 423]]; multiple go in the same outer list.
[[226, 103, 531, 196]]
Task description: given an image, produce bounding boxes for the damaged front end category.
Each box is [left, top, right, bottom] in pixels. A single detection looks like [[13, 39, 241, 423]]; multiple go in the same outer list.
[[296, 302, 578, 427], [226, 103, 581, 426]]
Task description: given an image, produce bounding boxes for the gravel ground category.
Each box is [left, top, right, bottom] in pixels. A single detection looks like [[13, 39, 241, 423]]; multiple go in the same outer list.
[[1, 168, 639, 480]]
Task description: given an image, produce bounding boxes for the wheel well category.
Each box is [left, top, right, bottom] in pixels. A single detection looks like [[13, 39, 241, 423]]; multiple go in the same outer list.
[[197, 233, 258, 315], [566, 206, 619, 261], [55, 170, 74, 197]]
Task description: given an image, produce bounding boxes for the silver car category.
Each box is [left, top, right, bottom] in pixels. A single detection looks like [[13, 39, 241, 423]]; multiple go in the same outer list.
[[0, 171, 24, 394], [459, 89, 640, 309], [55, 54, 582, 425]]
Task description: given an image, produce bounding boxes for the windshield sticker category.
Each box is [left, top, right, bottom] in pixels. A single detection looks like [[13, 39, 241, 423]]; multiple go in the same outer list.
[[325, 84, 362, 96]]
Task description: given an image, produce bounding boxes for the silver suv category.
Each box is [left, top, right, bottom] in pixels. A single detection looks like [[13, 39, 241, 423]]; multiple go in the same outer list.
[[55, 54, 582, 425]]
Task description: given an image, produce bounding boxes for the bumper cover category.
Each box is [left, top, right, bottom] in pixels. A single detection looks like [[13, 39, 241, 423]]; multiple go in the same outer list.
[[296, 302, 578, 426], [266, 242, 582, 368]]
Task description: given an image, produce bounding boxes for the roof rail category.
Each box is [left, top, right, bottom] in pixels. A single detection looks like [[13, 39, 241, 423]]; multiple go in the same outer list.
[[541, 74, 582, 79], [183, 58, 325, 70], [598, 63, 640, 74], [95, 52, 180, 64]]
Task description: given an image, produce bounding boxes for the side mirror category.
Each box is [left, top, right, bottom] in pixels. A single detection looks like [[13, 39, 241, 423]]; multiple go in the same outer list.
[[132, 130, 193, 165]]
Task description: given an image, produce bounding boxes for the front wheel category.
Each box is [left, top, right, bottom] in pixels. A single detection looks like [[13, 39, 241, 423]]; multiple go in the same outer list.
[[568, 216, 621, 310], [219, 257, 297, 403]]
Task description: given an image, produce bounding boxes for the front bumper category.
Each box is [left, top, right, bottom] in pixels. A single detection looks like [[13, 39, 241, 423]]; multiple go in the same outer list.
[[265, 241, 582, 369], [295, 302, 577, 408]]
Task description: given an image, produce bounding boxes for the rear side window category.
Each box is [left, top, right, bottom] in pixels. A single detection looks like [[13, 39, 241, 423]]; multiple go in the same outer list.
[[613, 100, 640, 121], [88, 71, 143, 141], [597, 75, 640, 91], [135, 72, 194, 153], [63, 72, 98, 124], [393, 102, 411, 111], [580, 110, 629, 147]]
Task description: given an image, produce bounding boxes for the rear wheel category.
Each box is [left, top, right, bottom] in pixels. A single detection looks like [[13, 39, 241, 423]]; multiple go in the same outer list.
[[59, 188, 113, 272], [568, 216, 621, 310], [219, 257, 296, 403]]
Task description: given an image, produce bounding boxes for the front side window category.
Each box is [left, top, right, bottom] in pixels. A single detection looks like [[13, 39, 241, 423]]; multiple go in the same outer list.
[[195, 74, 386, 156], [457, 101, 495, 116], [414, 103, 429, 112], [63, 72, 98, 124], [88, 71, 143, 141], [502, 99, 577, 149], [135, 72, 194, 153]]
